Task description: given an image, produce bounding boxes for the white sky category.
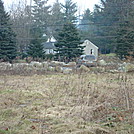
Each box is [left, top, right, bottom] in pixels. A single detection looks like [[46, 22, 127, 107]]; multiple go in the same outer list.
[[3, 0, 100, 13]]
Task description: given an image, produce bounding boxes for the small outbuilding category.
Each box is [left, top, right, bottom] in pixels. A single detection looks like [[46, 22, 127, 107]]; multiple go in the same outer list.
[[41, 36, 56, 54], [81, 40, 99, 60], [42, 42, 56, 54]]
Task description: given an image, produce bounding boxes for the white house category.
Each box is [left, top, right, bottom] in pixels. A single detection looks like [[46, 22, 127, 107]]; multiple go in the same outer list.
[[81, 40, 99, 60], [41, 38, 99, 59], [41, 36, 56, 54]]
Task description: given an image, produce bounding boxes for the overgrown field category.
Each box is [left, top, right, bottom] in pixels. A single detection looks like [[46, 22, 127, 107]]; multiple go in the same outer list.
[[0, 72, 133, 134]]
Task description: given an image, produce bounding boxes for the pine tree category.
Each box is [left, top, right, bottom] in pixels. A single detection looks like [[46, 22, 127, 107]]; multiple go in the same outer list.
[[92, 0, 134, 57], [50, 0, 64, 38], [0, 0, 17, 62], [92, 0, 123, 53], [30, 0, 51, 37], [55, 22, 84, 62], [27, 0, 50, 59], [27, 38, 45, 60], [61, 0, 77, 23], [79, 8, 95, 40], [116, 1, 134, 59], [79, 9, 93, 31], [54, 0, 82, 62]]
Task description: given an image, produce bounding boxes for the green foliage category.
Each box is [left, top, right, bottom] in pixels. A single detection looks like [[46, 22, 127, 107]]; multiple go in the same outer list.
[[27, 0, 51, 60], [61, 0, 77, 23], [27, 39, 45, 59], [116, 27, 134, 59], [51, 1, 65, 39], [31, 0, 51, 37], [80, 0, 134, 57], [0, 129, 8, 134], [79, 8, 97, 46], [115, 2, 134, 59], [79, 9, 94, 32], [55, 22, 84, 62], [45, 53, 54, 60], [91, 0, 122, 54], [0, 0, 17, 62]]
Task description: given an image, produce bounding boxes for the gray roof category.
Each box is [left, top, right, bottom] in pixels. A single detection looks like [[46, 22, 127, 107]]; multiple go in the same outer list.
[[42, 42, 56, 49]]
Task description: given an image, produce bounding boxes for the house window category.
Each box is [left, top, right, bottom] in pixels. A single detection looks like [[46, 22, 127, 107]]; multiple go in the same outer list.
[[49, 49, 53, 54], [91, 49, 93, 54], [49, 49, 51, 54], [90, 49, 94, 55]]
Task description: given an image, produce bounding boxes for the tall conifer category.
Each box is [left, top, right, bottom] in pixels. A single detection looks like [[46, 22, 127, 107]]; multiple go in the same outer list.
[[55, 22, 84, 62], [0, 0, 17, 62], [27, 0, 50, 59]]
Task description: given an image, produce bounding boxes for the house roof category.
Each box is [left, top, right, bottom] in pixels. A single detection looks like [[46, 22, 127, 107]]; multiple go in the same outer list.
[[42, 42, 56, 49], [47, 36, 56, 42], [82, 40, 98, 49]]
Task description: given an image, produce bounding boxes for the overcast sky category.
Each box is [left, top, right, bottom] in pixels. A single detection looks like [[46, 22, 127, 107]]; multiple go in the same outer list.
[[3, 0, 100, 13]]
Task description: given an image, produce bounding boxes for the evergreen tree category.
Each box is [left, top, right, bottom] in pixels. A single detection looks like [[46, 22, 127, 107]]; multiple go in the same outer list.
[[79, 9, 93, 31], [91, 0, 134, 57], [30, 0, 51, 37], [116, 26, 134, 59], [27, 0, 50, 59], [116, 1, 134, 59], [61, 0, 77, 23], [91, 0, 123, 53], [50, 0, 64, 38], [27, 38, 45, 60], [0, 0, 17, 62], [55, 22, 84, 62], [79, 8, 95, 40]]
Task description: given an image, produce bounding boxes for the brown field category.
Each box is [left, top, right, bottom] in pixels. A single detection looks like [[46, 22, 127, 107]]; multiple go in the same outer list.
[[0, 72, 134, 134]]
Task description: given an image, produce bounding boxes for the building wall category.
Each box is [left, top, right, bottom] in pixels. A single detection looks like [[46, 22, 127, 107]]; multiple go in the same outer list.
[[45, 49, 55, 54], [81, 40, 98, 60]]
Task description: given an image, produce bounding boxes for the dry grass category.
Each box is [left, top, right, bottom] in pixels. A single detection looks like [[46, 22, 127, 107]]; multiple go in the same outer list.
[[0, 72, 133, 134]]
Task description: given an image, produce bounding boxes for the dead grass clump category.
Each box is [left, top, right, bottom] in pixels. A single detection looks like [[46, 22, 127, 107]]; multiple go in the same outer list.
[[0, 73, 133, 133]]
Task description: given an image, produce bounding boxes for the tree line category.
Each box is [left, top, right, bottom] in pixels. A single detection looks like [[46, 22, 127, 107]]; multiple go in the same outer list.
[[80, 0, 134, 59], [0, 0, 134, 63]]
